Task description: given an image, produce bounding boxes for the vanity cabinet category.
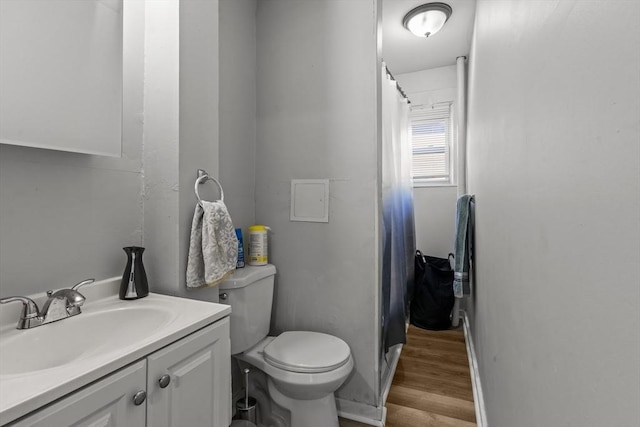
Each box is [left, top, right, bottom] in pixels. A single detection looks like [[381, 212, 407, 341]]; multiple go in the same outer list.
[[9, 319, 231, 427]]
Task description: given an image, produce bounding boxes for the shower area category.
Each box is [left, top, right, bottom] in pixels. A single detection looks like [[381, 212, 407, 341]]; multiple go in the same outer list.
[[377, 64, 415, 411]]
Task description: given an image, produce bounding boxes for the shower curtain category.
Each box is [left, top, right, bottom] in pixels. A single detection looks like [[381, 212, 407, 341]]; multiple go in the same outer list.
[[380, 65, 415, 355]]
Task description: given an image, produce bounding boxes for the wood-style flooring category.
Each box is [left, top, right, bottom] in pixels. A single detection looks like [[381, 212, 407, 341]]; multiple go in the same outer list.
[[339, 325, 476, 427]]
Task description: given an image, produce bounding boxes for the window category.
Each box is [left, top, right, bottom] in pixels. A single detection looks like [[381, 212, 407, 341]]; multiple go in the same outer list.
[[410, 103, 454, 186]]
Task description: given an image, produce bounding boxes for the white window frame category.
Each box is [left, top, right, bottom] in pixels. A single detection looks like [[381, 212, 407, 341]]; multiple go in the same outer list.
[[409, 103, 456, 187]]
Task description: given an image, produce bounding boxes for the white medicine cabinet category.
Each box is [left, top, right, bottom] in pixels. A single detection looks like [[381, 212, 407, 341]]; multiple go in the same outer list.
[[0, 0, 124, 157]]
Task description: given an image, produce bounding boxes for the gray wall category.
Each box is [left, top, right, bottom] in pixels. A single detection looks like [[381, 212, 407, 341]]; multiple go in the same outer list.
[[219, 0, 257, 232], [141, 0, 181, 294], [142, 0, 221, 301], [0, 1, 145, 297], [467, 1, 640, 425], [0, 146, 143, 297], [255, 0, 381, 407]]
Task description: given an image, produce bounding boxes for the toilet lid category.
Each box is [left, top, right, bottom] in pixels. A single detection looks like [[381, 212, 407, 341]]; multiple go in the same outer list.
[[263, 331, 351, 374]]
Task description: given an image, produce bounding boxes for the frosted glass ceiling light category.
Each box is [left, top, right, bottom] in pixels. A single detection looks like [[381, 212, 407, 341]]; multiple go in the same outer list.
[[403, 3, 452, 38]]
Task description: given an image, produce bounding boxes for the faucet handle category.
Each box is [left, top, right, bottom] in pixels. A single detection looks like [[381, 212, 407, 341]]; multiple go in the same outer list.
[[71, 278, 95, 292], [65, 290, 86, 317], [68, 279, 93, 312], [64, 290, 86, 306], [0, 296, 39, 317], [0, 296, 41, 329]]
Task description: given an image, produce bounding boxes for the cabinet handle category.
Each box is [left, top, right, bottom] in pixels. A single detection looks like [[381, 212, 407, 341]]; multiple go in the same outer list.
[[159, 374, 171, 388], [132, 390, 147, 406]]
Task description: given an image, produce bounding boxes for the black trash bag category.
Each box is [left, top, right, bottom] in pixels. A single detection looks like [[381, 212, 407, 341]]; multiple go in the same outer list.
[[410, 251, 455, 330]]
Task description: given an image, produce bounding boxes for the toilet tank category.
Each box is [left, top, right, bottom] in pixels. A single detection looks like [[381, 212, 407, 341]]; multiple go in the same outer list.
[[219, 264, 276, 354]]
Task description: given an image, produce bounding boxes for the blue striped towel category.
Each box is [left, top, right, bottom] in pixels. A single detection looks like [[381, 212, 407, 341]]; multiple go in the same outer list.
[[453, 195, 474, 298]]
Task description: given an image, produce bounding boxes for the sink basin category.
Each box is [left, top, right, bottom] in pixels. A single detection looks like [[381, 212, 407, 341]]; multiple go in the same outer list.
[[0, 306, 171, 375]]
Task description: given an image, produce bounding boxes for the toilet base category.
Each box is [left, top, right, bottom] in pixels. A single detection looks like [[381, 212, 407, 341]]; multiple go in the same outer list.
[[268, 378, 339, 427]]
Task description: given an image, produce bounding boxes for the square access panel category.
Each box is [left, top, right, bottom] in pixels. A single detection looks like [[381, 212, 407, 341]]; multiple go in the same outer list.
[[290, 179, 329, 223]]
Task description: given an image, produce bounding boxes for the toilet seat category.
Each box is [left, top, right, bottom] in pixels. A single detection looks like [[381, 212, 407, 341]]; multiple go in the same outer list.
[[263, 331, 351, 374]]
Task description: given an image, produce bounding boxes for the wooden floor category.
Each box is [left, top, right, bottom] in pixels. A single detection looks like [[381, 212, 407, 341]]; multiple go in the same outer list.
[[340, 325, 476, 427]]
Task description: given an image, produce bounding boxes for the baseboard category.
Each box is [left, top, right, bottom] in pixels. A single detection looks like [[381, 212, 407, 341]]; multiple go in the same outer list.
[[336, 398, 385, 427], [380, 343, 403, 407], [460, 310, 488, 427]]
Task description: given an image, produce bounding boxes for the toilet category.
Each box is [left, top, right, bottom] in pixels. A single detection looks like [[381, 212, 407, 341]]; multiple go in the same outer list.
[[219, 264, 353, 427]]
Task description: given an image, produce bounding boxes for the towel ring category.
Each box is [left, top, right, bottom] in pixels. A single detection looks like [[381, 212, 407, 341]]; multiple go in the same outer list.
[[194, 171, 224, 203]]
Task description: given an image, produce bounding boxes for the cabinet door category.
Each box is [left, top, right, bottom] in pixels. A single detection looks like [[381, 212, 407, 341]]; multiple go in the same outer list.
[[10, 360, 146, 427], [146, 318, 231, 427]]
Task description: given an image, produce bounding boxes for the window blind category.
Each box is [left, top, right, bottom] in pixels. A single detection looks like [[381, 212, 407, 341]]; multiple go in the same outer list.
[[410, 104, 452, 183]]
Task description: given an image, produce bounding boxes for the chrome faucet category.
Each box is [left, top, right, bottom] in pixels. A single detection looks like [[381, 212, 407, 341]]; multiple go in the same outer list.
[[0, 279, 94, 329]]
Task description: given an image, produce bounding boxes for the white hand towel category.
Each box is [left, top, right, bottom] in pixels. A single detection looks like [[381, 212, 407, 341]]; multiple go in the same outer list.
[[186, 200, 238, 288]]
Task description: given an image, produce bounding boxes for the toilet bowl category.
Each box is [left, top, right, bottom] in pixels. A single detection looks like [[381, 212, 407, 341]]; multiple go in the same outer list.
[[236, 332, 353, 426], [218, 265, 353, 427]]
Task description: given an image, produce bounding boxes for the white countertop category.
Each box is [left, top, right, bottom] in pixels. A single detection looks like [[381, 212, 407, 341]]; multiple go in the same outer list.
[[0, 278, 230, 425]]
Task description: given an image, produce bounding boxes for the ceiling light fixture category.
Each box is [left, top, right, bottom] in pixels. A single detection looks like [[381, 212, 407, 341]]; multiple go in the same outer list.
[[402, 2, 453, 38]]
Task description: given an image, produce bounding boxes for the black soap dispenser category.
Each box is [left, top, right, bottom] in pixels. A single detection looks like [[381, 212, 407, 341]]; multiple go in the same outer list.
[[120, 246, 149, 300]]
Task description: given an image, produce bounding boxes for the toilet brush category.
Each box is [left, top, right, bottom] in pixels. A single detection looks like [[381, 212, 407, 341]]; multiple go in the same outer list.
[[244, 368, 249, 410], [235, 368, 257, 423]]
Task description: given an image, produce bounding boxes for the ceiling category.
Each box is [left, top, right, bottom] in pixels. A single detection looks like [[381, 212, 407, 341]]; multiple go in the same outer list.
[[382, 0, 477, 75]]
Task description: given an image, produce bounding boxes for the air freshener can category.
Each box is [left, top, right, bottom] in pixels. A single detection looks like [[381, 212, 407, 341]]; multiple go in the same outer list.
[[235, 228, 245, 268]]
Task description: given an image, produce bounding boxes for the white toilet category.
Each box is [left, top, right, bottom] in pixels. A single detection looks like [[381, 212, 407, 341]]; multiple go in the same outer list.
[[219, 264, 353, 427]]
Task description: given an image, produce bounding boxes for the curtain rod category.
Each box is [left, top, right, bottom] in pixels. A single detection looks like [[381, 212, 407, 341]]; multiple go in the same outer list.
[[384, 64, 411, 104]]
